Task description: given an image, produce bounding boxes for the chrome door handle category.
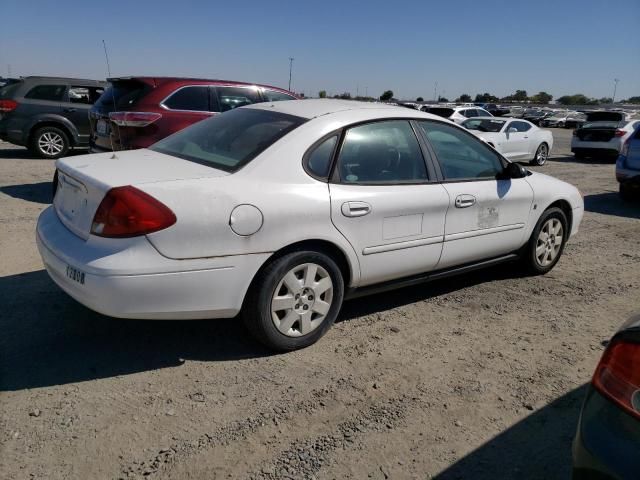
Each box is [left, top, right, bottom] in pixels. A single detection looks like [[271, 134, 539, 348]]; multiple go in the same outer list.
[[455, 195, 476, 208], [341, 201, 371, 217]]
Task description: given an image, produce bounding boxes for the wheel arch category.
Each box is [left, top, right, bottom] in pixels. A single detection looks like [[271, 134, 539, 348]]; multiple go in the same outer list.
[[546, 199, 573, 234], [245, 239, 357, 305], [27, 117, 78, 146]]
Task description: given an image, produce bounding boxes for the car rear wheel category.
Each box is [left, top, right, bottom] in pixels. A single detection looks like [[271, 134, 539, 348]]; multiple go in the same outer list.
[[243, 250, 344, 351], [30, 126, 70, 159], [522, 207, 568, 275], [531, 143, 548, 166]]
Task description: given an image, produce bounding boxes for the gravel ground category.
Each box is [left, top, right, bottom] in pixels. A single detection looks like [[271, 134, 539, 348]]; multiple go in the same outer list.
[[1, 129, 639, 479]]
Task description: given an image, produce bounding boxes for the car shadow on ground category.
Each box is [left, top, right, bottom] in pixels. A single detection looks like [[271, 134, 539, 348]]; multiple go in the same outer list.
[[584, 192, 640, 219], [340, 262, 524, 321], [0, 181, 52, 204], [0, 262, 529, 391], [434, 384, 587, 479]]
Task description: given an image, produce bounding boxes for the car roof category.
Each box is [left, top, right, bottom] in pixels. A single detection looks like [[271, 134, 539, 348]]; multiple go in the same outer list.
[[20, 76, 108, 85], [107, 76, 295, 94], [246, 99, 413, 120]]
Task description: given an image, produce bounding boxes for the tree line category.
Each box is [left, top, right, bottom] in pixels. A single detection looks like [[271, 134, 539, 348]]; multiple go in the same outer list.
[[317, 89, 640, 105]]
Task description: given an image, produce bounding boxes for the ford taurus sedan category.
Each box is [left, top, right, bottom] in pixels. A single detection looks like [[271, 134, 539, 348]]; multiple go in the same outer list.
[[37, 100, 584, 350], [462, 117, 554, 165]]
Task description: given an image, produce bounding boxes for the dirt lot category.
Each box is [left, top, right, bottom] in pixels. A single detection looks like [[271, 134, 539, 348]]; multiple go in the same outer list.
[[1, 129, 639, 480]]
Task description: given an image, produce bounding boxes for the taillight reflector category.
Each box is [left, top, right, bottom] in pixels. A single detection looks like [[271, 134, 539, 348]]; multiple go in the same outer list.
[[108, 111, 162, 127], [621, 138, 631, 157], [0, 99, 18, 112], [614, 129, 626, 137], [592, 338, 640, 419], [91, 186, 176, 238]]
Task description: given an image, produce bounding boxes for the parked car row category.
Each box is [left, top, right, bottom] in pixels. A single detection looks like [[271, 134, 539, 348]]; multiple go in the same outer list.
[[0, 76, 298, 158], [572, 111, 640, 162]]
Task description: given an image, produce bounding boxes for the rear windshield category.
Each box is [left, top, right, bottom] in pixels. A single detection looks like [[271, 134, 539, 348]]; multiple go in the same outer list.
[[150, 108, 306, 172], [0, 82, 22, 99], [95, 81, 149, 109], [427, 107, 454, 118], [463, 119, 506, 132]]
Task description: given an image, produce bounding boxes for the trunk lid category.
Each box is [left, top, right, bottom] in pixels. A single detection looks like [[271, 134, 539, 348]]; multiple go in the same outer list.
[[54, 149, 229, 239]]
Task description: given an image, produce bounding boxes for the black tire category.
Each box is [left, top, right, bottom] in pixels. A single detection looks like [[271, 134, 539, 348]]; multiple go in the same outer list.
[[620, 183, 635, 202], [522, 207, 568, 275], [530, 143, 549, 166], [243, 250, 344, 351], [29, 126, 70, 159]]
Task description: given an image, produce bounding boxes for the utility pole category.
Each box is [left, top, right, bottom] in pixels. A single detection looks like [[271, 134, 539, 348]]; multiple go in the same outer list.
[[288, 57, 294, 92], [433, 81, 438, 102], [365, 86, 368, 97], [7, 64, 11, 77], [612, 78, 619, 104]]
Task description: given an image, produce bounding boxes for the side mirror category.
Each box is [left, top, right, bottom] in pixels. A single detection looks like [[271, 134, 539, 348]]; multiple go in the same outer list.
[[507, 127, 518, 134], [504, 162, 527, 179]]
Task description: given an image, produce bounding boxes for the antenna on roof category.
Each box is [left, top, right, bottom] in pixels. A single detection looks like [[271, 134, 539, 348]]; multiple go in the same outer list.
[[102, 40, 112, 78], [102, 39, 119, 158]]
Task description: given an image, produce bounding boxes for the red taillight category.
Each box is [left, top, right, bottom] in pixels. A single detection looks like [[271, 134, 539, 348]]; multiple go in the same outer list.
[[0, 99, 18, 112], [621, 138, 631, 157], [108, 111, 162, 127], [91, 186, 176, 238], [614, 129, 626, 137], [592, 338, 640, 419]]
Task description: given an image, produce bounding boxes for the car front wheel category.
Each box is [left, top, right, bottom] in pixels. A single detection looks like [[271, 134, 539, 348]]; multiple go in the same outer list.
[[243, 250, 344, 351], [531, 143, 549, 166], [30, 126, 70, 159], [522, 207, 568, 275]]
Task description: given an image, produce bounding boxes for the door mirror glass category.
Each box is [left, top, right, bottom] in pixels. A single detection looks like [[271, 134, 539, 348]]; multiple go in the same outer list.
[[507, 127, 518, 134]]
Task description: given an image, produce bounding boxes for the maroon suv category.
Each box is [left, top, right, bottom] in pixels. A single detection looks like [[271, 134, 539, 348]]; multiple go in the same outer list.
[[89, 77, 299, 152]]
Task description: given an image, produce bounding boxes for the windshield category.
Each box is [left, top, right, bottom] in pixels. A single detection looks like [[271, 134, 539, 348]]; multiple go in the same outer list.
[[463, 119, 506, 132], [150, 108, 306, 172]]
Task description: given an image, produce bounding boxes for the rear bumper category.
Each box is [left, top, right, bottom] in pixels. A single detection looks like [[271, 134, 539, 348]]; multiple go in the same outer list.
[[571, 138, 622, 157], [573, 388, 640, 480], [0, 119, 27, 146], [36, 206, 270, 320]]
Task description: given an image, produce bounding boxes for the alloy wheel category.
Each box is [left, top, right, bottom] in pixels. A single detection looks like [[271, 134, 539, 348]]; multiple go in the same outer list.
[[535, 218, 563, 267], [271, 263, 334, 337], [536, 144, 548, 165], [38, 132, 65, 156]]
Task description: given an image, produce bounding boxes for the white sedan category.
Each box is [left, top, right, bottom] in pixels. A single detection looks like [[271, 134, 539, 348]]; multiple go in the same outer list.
[[462, 117, 554, 166], [37, 100, 583, 351]]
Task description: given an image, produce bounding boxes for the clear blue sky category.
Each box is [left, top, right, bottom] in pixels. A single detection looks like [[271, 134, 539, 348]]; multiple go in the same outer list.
[[1, 0, 638, 100]]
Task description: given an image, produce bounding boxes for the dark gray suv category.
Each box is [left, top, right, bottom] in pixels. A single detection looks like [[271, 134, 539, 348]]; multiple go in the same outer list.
[[0, 76, 107, 158]]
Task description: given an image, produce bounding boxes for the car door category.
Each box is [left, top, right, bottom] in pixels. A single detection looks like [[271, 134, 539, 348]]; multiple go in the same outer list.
[[416, 120, 533, 269], [502, 120, 531, 160], [63, 84, 106, 143], [328, 119, 450, 286]]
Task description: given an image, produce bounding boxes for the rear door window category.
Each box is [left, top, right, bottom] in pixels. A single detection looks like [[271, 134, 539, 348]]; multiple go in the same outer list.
[[162, 86, 209, 111], [304, 135, 338, 180], [25, 84, 66, 101], [336, 120, 428, 184], [68, 86, 105, 104], [214, 86, 262, 112]]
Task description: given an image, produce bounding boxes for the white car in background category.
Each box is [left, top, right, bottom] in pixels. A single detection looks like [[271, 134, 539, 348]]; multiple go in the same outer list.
[[37, 100, 583, 351], [462, 117, 554, 165], [425, 105, 493, 124], [540, 111, 586, 128], [572, 111, 640, 161]]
